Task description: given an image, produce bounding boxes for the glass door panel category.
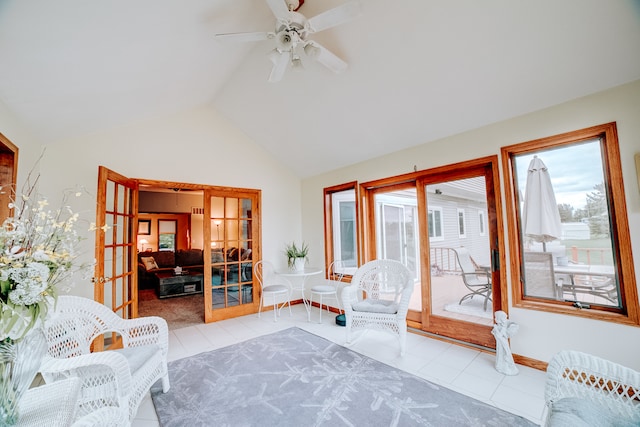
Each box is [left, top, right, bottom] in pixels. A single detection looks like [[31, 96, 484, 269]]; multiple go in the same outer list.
[[373, 188, 421, 312], [417, 159, 502, 349], [425, 178, 492, 327], [208, 194, 255, 316]]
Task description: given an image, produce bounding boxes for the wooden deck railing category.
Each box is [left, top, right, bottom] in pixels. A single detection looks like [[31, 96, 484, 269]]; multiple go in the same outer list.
[[430, 247, 462, 275], [569, 246, 612, 265]]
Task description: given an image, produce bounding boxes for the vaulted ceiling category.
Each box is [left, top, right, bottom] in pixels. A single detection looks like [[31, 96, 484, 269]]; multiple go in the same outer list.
[[1, 0, 639, 177]]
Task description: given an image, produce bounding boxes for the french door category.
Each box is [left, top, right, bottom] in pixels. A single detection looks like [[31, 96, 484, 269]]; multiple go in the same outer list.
[[94, 166, 139, 349], [204, 188, 261, 322], [362, 157, 505, 349]]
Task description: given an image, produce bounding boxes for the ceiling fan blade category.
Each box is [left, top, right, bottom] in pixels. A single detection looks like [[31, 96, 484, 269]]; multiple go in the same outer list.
[[307, 1, 362, 33], [269, 51, 290, 82], [310, 42, 348, 74], [266, 0, 291, 21], [215, 31, 274, 43]]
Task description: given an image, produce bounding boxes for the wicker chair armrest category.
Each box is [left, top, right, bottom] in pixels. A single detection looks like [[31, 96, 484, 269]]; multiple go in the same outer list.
[[40, 351, 133, 398], [341, 285, 357, 313], [396, 280, 415, 318], [115, 316, 169, 354]]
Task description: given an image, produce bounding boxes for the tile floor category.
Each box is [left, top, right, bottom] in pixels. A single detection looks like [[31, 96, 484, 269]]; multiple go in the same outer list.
[[133, 305, 547, 426]]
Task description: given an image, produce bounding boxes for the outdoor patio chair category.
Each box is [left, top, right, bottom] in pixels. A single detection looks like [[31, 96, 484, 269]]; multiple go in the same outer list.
[[453, 247, 492, 311], [545, 350, 640, 426], [40, 295, 170, 425], [523, 251, 560, 300], [341, 259, 414, 355]]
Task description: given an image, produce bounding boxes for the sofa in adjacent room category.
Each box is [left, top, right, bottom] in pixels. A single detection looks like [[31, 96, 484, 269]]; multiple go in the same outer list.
[[137, 247, 252, 290], [138, 249, 205, 290]]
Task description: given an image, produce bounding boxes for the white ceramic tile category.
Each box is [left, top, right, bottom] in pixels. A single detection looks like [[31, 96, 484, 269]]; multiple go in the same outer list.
[[500, 368, 547, 399], [432, 343, 481, 370], [173, 326, 214, 357], [463, 352, 506, 383], [451, 371, 501, 401], [135, 394, 158, 421], [417, 360, 463, 385], [491, 384, 546, 422]]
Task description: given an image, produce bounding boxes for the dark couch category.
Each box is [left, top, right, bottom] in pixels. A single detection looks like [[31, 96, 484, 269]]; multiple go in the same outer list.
[[138, 249, 204, 290], [137, 247, 252, 289]]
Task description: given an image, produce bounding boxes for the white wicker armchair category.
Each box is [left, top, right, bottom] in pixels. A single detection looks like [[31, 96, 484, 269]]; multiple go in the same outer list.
[[545, 350, 640, 426], [40, 296, 170, 424], [341, 259, 414, 355]]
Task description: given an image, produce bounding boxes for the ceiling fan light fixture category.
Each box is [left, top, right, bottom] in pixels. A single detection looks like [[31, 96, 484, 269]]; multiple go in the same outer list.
[[291, 55, 304, 71], [303, 42, 321, 59]]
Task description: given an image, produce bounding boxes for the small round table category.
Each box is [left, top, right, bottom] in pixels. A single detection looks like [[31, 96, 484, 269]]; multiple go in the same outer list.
[[276, 267, 323, 313]]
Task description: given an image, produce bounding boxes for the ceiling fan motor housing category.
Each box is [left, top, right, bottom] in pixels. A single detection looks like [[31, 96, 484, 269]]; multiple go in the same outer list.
[[275, 11, 307, 51]]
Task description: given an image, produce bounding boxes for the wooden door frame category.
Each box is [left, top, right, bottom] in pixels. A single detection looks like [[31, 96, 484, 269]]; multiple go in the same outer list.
[[135, 178, 262, 322], [0, 132, 18, 223]]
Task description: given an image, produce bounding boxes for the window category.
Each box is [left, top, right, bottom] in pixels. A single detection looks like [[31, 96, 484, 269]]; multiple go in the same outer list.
[[158, 220, 176, 251], [501, 122, 639, 325], [324, 183, 359, 275], [428, 207, 443, 241], [479, 211, 486, 236], [457, 208, 466, 238]]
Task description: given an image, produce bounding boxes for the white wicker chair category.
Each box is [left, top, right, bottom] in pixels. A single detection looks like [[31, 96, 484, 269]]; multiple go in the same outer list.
[[341, 259, 414, 355], [545, 350, 640, 426], [39, 295, 170, 425]]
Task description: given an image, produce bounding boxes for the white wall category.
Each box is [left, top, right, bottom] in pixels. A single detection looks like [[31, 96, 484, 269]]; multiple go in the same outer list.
[[0, 105, 304, 299], [302, 79, 640, 370]]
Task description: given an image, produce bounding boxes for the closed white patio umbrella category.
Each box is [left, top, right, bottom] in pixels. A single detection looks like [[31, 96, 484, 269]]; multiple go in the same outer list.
[[522, 155, 562, 251]]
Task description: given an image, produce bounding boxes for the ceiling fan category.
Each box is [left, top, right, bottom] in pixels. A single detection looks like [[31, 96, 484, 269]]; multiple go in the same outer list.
[[215, 0, 362, 82]]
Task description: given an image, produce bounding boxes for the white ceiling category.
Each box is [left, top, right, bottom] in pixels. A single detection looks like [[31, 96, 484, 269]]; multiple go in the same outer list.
[[1, 0, 639, 178]]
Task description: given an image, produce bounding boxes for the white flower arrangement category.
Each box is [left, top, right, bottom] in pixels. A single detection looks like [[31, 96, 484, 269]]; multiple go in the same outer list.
[[0, 172, 92, 342]]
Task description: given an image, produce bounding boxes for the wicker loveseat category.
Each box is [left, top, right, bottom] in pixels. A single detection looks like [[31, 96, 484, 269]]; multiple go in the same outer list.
[[545, 350, 640, 426]]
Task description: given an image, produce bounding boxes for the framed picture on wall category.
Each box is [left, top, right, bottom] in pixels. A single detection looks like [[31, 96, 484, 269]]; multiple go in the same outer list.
[[138, 219, 151, 235]]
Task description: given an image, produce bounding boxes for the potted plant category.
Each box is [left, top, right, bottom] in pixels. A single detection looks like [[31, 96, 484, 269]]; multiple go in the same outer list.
[[285, 241, 309, 271]]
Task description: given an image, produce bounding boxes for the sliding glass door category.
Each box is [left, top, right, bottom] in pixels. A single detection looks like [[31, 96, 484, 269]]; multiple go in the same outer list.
[[361, 157, 504, 349]]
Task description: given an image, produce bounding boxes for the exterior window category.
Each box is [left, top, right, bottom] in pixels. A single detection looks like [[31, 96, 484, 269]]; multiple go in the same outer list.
[[158, 220, 176, 251], [501, 122, 638, 325], [479, 211, 486, 236], [457, 208, 466, 238], [428, 207, 444, 241], [324, 183, 359, 275]]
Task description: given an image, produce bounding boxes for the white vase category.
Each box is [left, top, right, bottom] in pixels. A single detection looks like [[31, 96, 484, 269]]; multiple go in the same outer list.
[[293, 257, 306, 272]]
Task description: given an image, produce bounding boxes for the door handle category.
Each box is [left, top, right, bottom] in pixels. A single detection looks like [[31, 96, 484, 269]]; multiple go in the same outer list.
[[491, 249, 500, 272]]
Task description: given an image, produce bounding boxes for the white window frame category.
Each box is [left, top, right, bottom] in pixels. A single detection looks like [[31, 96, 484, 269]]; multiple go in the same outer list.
[[478, 211, 486, 236], [457, 208, 466, 238], [428, 207, 444, 241]]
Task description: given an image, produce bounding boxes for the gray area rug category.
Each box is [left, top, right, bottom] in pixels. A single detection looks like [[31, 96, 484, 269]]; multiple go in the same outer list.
[[151, 327, 536, 427]]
